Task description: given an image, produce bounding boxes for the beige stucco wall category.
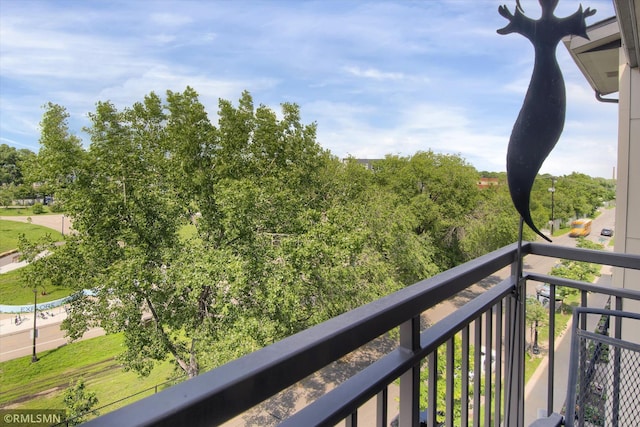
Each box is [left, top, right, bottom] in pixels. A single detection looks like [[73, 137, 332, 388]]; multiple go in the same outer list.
[[615, 44, 640, 316]]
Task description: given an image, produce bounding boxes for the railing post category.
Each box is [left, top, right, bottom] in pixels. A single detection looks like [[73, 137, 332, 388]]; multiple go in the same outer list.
[[427, 351, 437, 427], [376, 387, 388, 427], [484, 310, 493, 427], [612, 309, 622, 426], [505, 265, 525, 426], [495, 301, 503, 427], [345, 411, 357, 427], [445, 337, 454, 427], [399, 316, 420, 427], [473, 319, 482, 426], [461, 326, 470, 426], [547, 285, 556, 418]]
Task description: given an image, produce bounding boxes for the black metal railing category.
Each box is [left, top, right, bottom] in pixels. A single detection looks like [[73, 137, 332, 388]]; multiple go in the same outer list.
[[82, 242, 640, 427]]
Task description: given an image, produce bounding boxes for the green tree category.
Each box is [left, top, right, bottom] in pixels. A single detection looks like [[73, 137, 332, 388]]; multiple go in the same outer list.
[[526, 297, 547, 356], [23, 103, 85, 204], [550, 239, 602, 299], [55, 93, 202, 377], [575, 237, 605, 251], [532, 173, 615, 226], [63, 377, 99, 426], [0, 184, 15, 207], [0, 144, 36, 207], [28, 89, 439, 381], [373, 151, 481, 269], [460, 183, 538, 259], [0, 143, 35, 186]]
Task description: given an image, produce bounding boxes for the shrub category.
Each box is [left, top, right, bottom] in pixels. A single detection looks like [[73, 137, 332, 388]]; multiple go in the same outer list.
[[50, 202, 64, 213], [63, 377, 99, 426], [32, 202, 45, 214]]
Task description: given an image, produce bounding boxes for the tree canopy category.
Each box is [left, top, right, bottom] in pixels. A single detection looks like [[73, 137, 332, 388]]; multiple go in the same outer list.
[[24, 90, 440, 378], [0, 144, 35, 186], [0, 143, 37, 206], [21, 88, 616, 380]]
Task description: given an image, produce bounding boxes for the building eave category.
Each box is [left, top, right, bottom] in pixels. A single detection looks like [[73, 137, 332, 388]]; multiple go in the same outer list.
[[563, 0, 639, 96]]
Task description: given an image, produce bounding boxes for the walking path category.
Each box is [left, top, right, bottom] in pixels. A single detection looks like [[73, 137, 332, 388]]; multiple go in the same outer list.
[[0, 256, 28, 274], [0, 308, 68, 337], [0, 214, 71, 235]]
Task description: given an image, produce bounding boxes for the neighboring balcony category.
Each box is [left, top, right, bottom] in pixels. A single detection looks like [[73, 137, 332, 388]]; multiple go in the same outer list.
[[84, 242, 640, 427]]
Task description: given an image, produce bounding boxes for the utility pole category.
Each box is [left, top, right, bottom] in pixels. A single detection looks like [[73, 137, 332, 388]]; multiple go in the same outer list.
[[32, 288, 38, 363], [548, 178, 556, 236]]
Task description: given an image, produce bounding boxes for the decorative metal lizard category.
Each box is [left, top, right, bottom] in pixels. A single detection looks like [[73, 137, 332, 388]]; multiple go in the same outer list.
[[498, 0, 596, 242]]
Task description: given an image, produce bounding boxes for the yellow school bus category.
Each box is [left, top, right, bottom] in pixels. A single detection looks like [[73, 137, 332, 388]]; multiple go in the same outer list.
[[569, 219, 592, 237]]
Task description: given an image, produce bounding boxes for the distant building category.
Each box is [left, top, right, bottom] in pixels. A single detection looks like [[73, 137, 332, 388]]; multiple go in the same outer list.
[[343, 158, 383, 170], [477, 177, 500, 189]]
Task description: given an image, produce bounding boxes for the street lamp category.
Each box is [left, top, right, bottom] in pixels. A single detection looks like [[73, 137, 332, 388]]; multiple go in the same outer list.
[[533, 320, 540, 354], [31, 285, 46, 363], [548, 178, 556, 236], [32, 288, 38, 362]]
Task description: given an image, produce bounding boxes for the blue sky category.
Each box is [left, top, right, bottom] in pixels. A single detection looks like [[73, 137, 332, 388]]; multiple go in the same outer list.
[[0, 0, 618, 178]]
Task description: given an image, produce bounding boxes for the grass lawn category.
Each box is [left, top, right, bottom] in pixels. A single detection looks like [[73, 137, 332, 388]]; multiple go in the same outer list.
[[551, 226, 569, 237], [0, 266, 73, 305], [0, 333, 180, 421], [0, 219, 63, 253]]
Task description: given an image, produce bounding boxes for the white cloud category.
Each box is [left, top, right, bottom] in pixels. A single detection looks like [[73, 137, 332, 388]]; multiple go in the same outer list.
[[343, 66, 406, 81], [0, 0, 619, 177]]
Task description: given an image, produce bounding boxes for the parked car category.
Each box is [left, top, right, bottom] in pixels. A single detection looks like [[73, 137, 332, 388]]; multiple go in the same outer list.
[[536, 283, 563, 310], [536, 283, 551, 303], [600, 228, 614, 237]]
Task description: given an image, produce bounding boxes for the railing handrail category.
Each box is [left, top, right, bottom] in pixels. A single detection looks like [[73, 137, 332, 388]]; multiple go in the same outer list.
[[82, 242, 640, 427], [526, 272, 640, 301], [279, 278, 515, 426], [529, 242, 640, 269]]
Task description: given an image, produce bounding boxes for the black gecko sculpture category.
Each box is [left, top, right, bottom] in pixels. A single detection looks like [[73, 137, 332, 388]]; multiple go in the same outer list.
[[498, 0, 596, 242]]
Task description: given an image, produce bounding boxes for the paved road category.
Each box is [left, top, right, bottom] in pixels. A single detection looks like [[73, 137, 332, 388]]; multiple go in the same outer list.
[[0, 313, 105, 362]]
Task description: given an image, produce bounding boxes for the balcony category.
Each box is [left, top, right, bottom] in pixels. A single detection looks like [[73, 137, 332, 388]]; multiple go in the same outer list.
[[83, 242, 640, 427]]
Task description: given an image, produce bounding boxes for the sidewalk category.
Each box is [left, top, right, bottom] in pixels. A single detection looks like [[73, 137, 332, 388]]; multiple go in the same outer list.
[[0, 307, 68, 337], [0, 255, 28, 274]]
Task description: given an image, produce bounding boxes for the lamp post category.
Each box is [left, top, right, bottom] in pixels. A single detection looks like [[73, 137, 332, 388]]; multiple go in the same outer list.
[[32, 288, 38, 362], [548, 178, 556, 236], [31, 285, 45, 363]]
